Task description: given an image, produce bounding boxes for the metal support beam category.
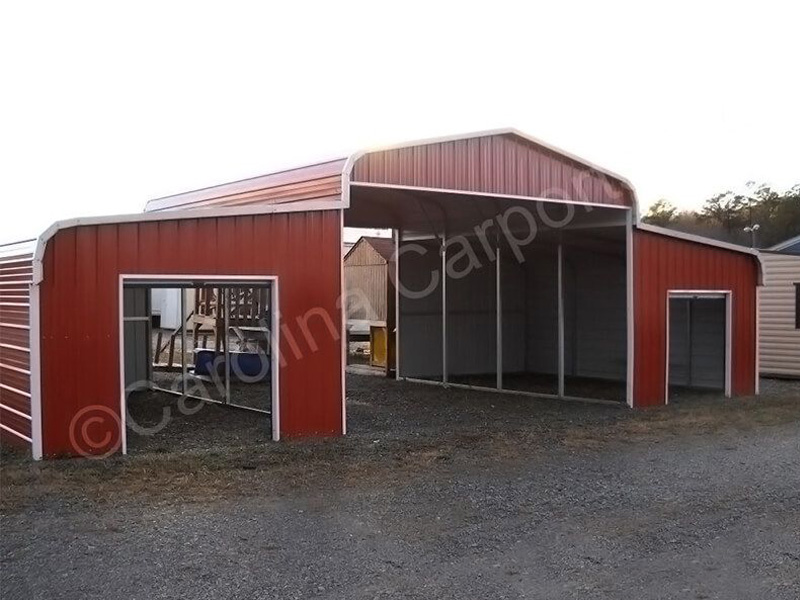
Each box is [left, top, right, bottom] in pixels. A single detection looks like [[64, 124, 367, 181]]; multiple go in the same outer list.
[[180, 288, 187, 397], [395, 228, 401, 381], [224, 288, 231, 404], [496, 244, 503, 390], [625, 210, 634, 407], [441, 231, 448, 384], [557, 242, 565, 398]]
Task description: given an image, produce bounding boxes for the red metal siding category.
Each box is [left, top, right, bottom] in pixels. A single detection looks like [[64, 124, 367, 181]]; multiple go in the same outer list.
[[352, 134, 634, 208], [145, 159, 347, 212], [0, 244, 34, 447], [633, 230, 759, 407], [39, 211, 343, 457]]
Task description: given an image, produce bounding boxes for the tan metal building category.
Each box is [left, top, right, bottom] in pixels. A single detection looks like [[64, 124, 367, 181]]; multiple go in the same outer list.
[[759, 235, 800, 378], [343, 236, 394, 324]]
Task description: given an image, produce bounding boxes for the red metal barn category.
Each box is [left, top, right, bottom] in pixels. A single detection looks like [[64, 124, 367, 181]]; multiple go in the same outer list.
[[0, 129, 761, 459]]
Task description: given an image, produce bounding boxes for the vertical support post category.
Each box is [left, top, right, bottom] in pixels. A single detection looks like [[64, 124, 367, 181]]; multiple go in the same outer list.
[[441, 231, 448, 384], [625, 210, 635, 407], [496, 244, 503, 390], [687, 299, 694, 388], [224, 287, 231, 404], [180, 288, 187, 397], [557, 242, 565, 398], [394, 228, 401, 381]]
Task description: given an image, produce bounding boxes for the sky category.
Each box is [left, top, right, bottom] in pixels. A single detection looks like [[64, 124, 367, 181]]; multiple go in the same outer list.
[[0, 1, 797, 244]]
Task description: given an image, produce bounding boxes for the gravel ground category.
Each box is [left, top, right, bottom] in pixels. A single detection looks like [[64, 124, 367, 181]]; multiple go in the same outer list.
[[1, 376, 799, 599]]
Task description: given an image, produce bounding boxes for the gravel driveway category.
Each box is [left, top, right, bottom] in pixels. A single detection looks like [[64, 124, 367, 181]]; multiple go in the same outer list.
[[2, 376, 799, 599]]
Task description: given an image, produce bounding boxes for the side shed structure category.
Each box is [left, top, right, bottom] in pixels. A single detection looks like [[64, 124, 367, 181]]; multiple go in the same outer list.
[[0, 129, 762, 459], [759, 235, 800, 378]]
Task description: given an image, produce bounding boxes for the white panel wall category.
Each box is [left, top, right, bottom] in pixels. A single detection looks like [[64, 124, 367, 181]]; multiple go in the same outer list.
[[760, 252, 800, 377]]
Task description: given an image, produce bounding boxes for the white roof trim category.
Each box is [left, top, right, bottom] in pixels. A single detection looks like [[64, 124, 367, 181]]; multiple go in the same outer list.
[[31, 199, 342, 284], [342, 127, 639, 217], [635, 223, 759, 256], [0, 239, 36, 260]]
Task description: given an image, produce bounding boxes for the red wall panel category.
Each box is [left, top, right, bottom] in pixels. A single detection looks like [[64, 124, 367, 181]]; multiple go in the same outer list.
[[39, 210, 343, 457], [633, 230, 759, 407]]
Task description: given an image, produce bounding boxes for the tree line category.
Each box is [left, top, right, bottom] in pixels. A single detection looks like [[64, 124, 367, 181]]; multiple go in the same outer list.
[[642, 183, 800, 249]]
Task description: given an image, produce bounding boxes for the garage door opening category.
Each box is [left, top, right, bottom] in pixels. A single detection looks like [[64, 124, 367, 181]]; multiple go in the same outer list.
[[667, 292, 731, 402], [120, 276, 278, 453]]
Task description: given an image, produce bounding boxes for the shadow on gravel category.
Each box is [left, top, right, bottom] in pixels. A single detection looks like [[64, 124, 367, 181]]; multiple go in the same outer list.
[[2, 376, 798, 512]]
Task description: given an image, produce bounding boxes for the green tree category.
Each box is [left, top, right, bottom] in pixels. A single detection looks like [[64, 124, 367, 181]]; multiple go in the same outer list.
[[699, 191, 748, 234], [642, 199, 678, 226]]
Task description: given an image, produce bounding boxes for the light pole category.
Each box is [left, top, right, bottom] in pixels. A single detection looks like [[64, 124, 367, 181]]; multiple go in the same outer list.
[[744, 223, 760, 249]]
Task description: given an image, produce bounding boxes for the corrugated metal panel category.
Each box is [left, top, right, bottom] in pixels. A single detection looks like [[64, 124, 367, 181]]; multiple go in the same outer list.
[[759, 252, 800, 377], [0, 240, 34, 447], [39, 211, 343, 457], [352, 133, 634, 208], [145, 159, 347, 212], [344, 240, 387, 323], [633, 230, 759, 407]]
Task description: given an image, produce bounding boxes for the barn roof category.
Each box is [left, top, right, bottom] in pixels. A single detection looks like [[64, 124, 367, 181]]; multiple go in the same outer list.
[[343, 236, 395, 263], [144, 128, 638, 215], [768, 234, 800, 254]]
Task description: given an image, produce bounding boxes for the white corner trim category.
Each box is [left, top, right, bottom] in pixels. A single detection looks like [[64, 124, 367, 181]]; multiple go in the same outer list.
[[339, 209, 347, 436], [29, 282, 43, 460]]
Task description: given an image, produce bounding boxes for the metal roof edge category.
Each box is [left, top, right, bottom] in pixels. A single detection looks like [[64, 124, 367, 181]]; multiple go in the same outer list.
[[635, 223, 763, 286], [145, 157, 348, 212], [768, 233, 800, 252], [635, 223, 759, 256], [31, 199, 343, 284], [0, 238, 37, 260]]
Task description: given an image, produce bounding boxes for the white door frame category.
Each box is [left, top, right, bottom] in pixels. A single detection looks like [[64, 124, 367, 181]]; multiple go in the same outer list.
[[119, 274, 280, 455], [665, 290, 732, 403]]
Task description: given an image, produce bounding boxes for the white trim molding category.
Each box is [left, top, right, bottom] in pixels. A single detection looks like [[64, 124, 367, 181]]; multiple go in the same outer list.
[[664, 290, 733, 404], [118, 274, 280, 455], [29, 282, 43, 460]]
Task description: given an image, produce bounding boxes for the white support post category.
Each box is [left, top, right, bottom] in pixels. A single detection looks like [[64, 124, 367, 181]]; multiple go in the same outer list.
[[441, 231, 448, 384], [557, 243, 565, 398], [395, 228, 401, 381], [181, 288, 187, 397], [496, 244, 503, 390], [224, 288, 230, 404]]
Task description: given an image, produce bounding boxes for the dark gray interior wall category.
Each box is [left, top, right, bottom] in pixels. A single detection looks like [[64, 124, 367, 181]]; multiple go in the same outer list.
[[669, 297, 726, 390], [398, 234, 628, 384], [565, 248, 627, 381], [398, 238, 443, 379], [123, 287, 150, 389], [506, 244, 626, 382], [446, 240, 496, 376]]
